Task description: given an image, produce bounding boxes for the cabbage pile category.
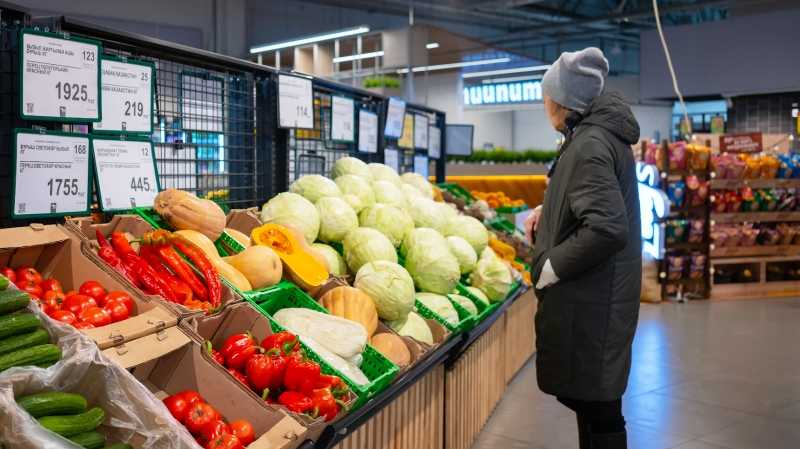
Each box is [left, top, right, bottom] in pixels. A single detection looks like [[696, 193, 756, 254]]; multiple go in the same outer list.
[[315, 196, 358, 243], [332, 157, 372, 180], [289, 175, 342, 203], [354, 261, 415, 320], [343, 227, 397, 273], [372, 180, 407, 210], [336, 175, 375, 211], [369, 163, 401, 186], [260, 192, 320, 243], [311, 243, 348, 276], [358, 204, 414, 247]]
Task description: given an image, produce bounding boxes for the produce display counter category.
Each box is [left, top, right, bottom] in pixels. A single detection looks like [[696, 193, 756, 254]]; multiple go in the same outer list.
[[443, 175, 547, 211]]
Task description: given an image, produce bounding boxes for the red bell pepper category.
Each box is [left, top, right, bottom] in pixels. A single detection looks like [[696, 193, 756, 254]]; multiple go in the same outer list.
[[220, 333, 256, 360], [245, 351, 287, 394], [172, 237, 222, 307], [226, 345, 261, 372], [110, 231, 137, 257], [205, 341, 225, 365], [283, 354, 321, 395], [278, 391, 313, 414], [260, 331, 300, 354], [310, 388, 345, 422], [316, 374, 348, 398]]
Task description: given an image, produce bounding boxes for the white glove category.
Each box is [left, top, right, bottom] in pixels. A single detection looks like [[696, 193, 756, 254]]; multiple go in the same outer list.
[[535, 259, 559, 290]]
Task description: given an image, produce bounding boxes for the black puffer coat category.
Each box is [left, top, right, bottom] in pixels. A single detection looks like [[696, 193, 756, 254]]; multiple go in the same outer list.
[[531, 91, 642, 401]]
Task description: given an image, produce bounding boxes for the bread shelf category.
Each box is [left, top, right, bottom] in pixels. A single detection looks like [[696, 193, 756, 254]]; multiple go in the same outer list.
[[710, 178, 800, 190], [710, 211, 800, 223]]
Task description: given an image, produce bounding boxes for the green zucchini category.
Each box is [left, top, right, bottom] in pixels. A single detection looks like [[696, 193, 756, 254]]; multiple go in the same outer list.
[[69, 431, 106, 449], [0, 290, 31, 315], [0, 344, 61, 372], [0, 275, 9, 290], [16, 391, 87, 418], [0, 328, 50, 355], [38, 407, 105, 437], [104, 444, 133, 449], [0, 313, 40, 339]]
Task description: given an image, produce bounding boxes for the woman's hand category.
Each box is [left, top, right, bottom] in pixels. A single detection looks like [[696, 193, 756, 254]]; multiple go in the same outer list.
[[525, 205, 542, 241]]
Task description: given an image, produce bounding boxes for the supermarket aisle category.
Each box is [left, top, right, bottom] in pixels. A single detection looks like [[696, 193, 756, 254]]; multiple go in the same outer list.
[[473, 298, 800, 449]]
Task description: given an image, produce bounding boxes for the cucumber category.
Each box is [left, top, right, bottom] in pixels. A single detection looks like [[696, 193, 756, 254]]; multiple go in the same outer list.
[[0, 328, 50, 355], [69, 431, 106, 449], [0, 290, 31, 315], [0, 275, 8, 290], [0, 344, 61, 372], [38, 407, 105, 437], [16, 391, 87, 418], [0, 313, 40, 339], [104, 444, 133, 449]]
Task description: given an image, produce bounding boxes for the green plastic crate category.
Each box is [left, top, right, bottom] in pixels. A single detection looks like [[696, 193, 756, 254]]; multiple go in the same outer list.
[[414, 292, 474, 334], [252, 283, 399, 409], [454, 282, 498, 323], [437, 183, 474, 204], [496, 205, 530, 214], [486, 217, 517, 234]]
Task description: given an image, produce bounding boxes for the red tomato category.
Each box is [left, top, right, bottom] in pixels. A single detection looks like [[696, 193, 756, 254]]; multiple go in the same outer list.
[[15, 267, 42, 285], [229, 420, 255, 446], [104, 291, 134, 314], [43, 289, 65, 303], [1, 267, 16, 283], [39, 278, 63, 293], [185, 402, 218, 435], [79, 306, 112, 327], [41, 292, 64, 315], [49, 310, 77, 325], [62, 294, 97, 315], [163, 394, 190, 423], [104, 299, 131, 323], [177, 390, 204, 408], [79, 281, 107, 302], [199, 419, 230, 444], [64, 290, 78, 298], [73, 321, 95, 330], [205, 433, 243, 449], [19, 281, 43, 299]]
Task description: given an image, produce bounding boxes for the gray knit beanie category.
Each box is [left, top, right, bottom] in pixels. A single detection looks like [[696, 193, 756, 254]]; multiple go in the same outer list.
[[541, 47, 609, 114]]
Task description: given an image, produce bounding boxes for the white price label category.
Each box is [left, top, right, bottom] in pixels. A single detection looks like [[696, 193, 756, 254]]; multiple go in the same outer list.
[[13, 131, 91, 217], [21, 31, 100, 121], [92, 138, 159, 211], [428, 126, 441, 159], [331, 96, 355, 142], [414, 114, 429, 149], [93, 58, 153, 133], [384, 97, 406, 138], [358, 110, 378, 154], [278, 74, 314, 129], [384, 149, 400, 173], [414, 155, 429, 178]]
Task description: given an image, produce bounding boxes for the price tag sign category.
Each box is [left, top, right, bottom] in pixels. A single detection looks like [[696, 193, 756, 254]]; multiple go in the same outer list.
[[12, 130, 91, 218], [331, 96, 355, 142], [20, 30, 101, 122], [414, 114, 429, 149], [93, 57, 154, 133], [428, 126, 441, 159], [398, 113, 414, 149], [414, 155, 429, 178], [278, 74, 314, 129], [92, 137, 160, 211], [358, 110, 378, 153], [384, 97, 406, 138], [384, 149, 400, 173]]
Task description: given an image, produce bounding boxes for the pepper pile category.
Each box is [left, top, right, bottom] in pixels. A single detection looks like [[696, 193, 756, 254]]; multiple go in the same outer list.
[[162, 390, 255, 449], [207, 330, 348, 422], [96, 230, 222, 312]]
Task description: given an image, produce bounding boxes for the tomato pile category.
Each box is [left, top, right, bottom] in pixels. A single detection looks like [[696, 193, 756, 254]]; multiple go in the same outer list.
[[96, 230, 221, 312], [1, 266, 134, 329], [163, 390, 255, 449], [207, 330, 347, 422]]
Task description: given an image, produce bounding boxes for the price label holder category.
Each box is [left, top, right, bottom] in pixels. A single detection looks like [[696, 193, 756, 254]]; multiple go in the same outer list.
[[358, 109, 378, 154], [20, 29, 102, 122], [330, 95, 355, 143], [92, 135, 160, 212], [278, 73, 314, 129], [12, 129, 92, 218], [414, 155, 429, 178], [428, 126, 441, 159], [414, 114, 429, 149], [93, 56, 154, 134], [384, 148, 400, 173]]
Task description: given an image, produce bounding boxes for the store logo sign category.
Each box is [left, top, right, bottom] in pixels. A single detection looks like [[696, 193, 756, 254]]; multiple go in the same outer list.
[[636, 162, 670, 259], [463, 80, 543, 106]]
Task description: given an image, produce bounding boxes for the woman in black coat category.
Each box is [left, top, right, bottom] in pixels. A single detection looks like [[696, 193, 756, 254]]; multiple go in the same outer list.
[[526, 47, 642, 449]]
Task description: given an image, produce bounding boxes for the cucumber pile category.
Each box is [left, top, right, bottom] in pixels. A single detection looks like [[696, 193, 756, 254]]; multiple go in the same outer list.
[[0, 275, 62, 372], [16, 391, 132, 449]]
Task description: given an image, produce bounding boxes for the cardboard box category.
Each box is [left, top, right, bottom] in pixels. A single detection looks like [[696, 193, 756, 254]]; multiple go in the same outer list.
[[130, 330, 308, 449], [64, 214, 242, 317], [0, 224, 182, 356]]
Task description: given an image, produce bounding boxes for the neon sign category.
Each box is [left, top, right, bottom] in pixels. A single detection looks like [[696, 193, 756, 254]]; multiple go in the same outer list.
[[463, 80, 543, 106], [636, 162, 670, 259]]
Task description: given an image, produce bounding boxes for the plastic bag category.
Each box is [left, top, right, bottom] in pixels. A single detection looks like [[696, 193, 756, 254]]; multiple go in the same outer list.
[[0, 303, 196, 449]]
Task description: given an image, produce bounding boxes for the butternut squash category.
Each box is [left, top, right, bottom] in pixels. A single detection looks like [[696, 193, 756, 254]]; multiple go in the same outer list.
[[214, 259, 252, 292], [224, 246, 282, 290], [251, 223, 329, 292], [319, 286, 378, 337], [224, 228, 251, 249], [174, 230, 221, 262], [154, 189, 226, 241]]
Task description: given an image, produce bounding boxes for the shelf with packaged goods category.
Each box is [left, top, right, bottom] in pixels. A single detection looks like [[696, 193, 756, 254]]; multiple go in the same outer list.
[[710, 178, 800, 190], [710, 211, 800, 223], [711, 245, 800, 258]]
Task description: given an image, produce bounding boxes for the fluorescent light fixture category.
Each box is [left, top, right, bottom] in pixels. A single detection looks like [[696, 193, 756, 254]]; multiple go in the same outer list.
[[426, 42, 439, 49], [481, 74, 543, 84], [397, 57, 510, 74], [462, 64, 551, 79], [333, 50, 384, 63], [249, 25, 370, 53]]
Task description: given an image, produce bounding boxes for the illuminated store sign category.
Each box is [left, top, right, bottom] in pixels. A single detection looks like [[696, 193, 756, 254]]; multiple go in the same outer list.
[[636, 162, 670, 259], [463, 80, 543, 106]]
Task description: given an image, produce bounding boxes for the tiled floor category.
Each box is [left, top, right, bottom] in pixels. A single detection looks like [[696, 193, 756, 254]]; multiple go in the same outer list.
[[473, 298, 800, 449]]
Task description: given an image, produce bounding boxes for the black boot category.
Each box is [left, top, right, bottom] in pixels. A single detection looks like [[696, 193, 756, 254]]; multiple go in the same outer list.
[[577, 416, 592, 449], [589, 431, 627, 449]]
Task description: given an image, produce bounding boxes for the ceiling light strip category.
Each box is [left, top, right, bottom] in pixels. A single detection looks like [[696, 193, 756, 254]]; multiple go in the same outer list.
[[397, 57, 510, 74], [333, 50, 384, 63], [462, 64, 551, 79], [250, 26, 370, 54]]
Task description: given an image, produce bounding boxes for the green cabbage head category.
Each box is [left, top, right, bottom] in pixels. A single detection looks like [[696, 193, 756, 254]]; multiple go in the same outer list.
[[444, 215, 489, 254], [387, 311, 433, 345], [405, 244, 460, 294], [416, 292, 459, 326], [289, 174, 342, 203], [358, 204, 414, 247], [372, 180, 407, 210], [400, 172, 434, 199], [407, 198, 447, 233], [260, 192, 320, 243], [446, 236, 478, 274], [368, 163, 401, 186], [343, 227, 398, 273], [449, 294, 478, 316], [336, 175, 375, 210], [354, 260, 414, 320], [400, 227, 448, 258], [311, 243, 348, 276], [316, 196, 358, 243], [332, 157, 372, 180], [465, 286, 490, 306], [469, 257, 513, 302]]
